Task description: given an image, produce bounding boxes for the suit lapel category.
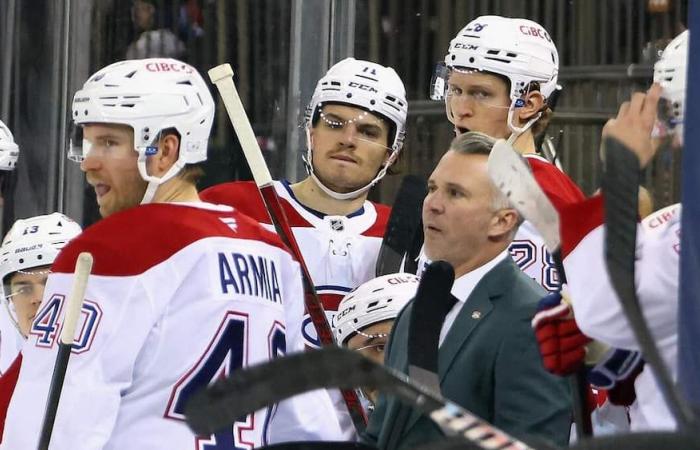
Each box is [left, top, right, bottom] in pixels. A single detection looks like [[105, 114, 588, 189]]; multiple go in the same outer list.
[[399, 258, 515, 436], [437, 289, 493, 382]]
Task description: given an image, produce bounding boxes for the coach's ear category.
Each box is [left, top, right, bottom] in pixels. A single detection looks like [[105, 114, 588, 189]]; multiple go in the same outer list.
[[149, 133, 181, 176]]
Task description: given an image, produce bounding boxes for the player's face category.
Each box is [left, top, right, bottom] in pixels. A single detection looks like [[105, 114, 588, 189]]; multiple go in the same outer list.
[[8, 267, 49, 337], [446, 71, 511, 138], [81, 124, 148, 218], [346, 319, 394, 404], [309, 104, 392, 194], [423, 151, 500, 276]]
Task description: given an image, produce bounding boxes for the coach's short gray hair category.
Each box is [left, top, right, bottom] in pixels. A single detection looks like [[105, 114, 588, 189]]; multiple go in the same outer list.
[[449, 132, 512, 211], [449, 132, 524, 234]]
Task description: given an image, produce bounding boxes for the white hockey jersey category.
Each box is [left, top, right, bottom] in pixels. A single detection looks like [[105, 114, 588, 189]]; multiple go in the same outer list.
[[2, 202, 343, 449], [0, 307, 21, 375], [561, 197, 680, 431], [200, 180, 390, 346], [201, 180, 390, 439]]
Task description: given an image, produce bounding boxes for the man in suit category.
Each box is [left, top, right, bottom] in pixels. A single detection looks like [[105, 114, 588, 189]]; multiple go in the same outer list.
[[364, 132, 572, 449]]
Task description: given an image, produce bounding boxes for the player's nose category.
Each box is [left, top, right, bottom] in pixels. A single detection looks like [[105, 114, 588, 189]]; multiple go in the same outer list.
[[80, 153, 101, 172], [339, 125, 358, 147]]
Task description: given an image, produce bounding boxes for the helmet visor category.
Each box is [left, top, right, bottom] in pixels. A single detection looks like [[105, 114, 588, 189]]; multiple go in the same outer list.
[[429, 62, 450, 101], [68, 124, 86, 162]]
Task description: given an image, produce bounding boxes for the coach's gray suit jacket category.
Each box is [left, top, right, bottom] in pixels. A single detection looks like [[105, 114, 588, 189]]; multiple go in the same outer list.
[[363, 257, 572, 449]]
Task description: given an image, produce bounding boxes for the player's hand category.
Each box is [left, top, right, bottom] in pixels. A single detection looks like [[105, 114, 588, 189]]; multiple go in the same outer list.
[[601, 83, 662, 169], [531, 289, 591, 376]]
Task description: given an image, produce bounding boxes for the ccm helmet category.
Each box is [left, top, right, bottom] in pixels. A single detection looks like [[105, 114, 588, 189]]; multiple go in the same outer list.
[[333, 272, 419, 346], [432, 16, 559, 136], [304, 58, 408, 200]]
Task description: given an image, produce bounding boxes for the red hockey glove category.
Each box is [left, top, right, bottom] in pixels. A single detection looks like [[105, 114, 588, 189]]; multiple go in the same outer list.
[[531, 290, 592, 376]]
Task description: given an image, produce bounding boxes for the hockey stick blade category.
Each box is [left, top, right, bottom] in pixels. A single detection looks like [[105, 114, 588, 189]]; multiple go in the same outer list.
[[602, 138, 697, 430], [208, 63, 367, 431], [408, 260, 455, 390], [487, 140, 560, 251], [184, 348, 542, 450], [488, 139, 592, 436], [38, 252, 94, 450], [376, 175, 427, 276]]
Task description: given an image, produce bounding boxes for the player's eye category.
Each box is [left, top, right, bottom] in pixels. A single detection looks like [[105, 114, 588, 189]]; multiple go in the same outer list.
[[359, 127, 381, 139], [448, 84, 463, 96], [469, 89, 491, 101]]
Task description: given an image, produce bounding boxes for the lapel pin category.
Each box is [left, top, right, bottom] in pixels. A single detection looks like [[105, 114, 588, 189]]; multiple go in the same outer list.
[[471, 310, 482, 320]]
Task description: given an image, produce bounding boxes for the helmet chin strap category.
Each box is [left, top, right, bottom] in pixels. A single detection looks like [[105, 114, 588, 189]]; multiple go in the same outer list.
[[444, 95, 540, 142], [303, 127, 397, 201], [136, 149, 186, 204]]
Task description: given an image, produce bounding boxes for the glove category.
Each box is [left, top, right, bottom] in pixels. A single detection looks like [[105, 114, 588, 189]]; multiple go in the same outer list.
[[587, 348, 644, 406], [531, 289, 591, 375]]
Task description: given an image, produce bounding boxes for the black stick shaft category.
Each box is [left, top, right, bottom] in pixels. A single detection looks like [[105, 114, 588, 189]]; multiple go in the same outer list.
[[602, 138, 696, 430], [37, 343, 72, 450]]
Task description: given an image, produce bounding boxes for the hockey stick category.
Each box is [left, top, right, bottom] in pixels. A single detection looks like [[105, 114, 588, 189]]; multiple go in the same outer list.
[[487, 140, 593, 437], [184, 347, 554, 450], [601, 138, 696, 430], [414, 432, 700, 450], [375, 174, 427, 276], [535, 84, 563, 166], [37, 252, 93, 450], [383, 261, 455, 450], [208, 64, 367, 432], [408, 260, 455, 389]]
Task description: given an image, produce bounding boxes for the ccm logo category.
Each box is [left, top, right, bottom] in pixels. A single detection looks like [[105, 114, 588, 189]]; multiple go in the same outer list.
[[348, 81, 378, 93], [145, 62, 194, 73], [519, 25, 551, 42], [335, 305, 356, 321], [454, 43, 478, 50]]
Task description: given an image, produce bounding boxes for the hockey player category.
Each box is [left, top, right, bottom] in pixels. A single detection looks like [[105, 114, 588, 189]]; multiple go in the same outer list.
[[2, 58, 343, 449], [431, 15, 585, 289], [333, 272, 419, 405], [201, 58, 407, 324], [200, 58, 408, 436], [0, 120, 20, 375], [0, 213, 81, 440], [558, 30, 688, 431]]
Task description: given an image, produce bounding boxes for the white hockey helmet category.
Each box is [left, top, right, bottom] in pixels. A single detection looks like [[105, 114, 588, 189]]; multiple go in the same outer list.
[[654, 30, 688, 143], [432, 16, 559, 136], [304, 58, 408, 200], [0, 213, 82, 331], [70, 58, 215, 203], [333, 272, 419, 346], [0, 119, 19, 171]]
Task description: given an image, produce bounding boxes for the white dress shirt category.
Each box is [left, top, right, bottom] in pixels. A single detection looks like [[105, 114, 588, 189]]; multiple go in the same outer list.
[[438, 250, 511, 346]]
